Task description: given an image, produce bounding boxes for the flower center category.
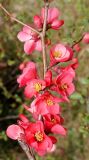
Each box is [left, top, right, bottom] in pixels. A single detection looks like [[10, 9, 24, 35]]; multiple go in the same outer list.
[[46, 99, 53, 106], [35, 131, 43, 142], [34, 83, 42, 92], [53, 51, 62, 58], [60, 83, 68, 90], [51, 118, 56, 123]]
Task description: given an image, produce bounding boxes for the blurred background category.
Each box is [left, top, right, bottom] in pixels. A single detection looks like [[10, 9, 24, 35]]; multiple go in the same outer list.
[[0, 0, 89, 159]]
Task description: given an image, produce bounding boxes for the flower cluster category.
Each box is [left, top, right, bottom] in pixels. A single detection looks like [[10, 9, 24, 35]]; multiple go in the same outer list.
[[6, 1, 89, 158]]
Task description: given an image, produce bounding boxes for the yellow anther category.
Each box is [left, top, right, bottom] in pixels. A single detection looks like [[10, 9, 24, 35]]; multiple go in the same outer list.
[[51, 118, 56, 123], [53, 51, 62, 58], [46, 99, 53, 106], [61, 83, 68, 90], [35, 131, 43, 142], [34, 83, 42, 92]]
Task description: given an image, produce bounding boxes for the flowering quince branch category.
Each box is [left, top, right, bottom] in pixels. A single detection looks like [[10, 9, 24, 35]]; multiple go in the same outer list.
[[1, 1, 89, 160]]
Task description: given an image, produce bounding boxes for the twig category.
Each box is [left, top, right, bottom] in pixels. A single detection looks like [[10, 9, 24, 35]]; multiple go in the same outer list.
[[0, 3, 40, 35], [71, 35, 84, 48], [0, 115, 18, 122], [47, 62, 60, 70], [41, 2, 49, 77], [18, 140, 36, 160]]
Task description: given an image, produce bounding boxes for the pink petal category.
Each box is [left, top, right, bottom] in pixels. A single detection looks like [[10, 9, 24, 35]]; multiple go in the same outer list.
[[51, 20, 64, 30], [35, 39, 42, 51], [48, 103, 61, 115], [51, 124, 67, 136], [34, 15, 42, 29], [24, 83, 35, 99], [6, 125, 24, 140], [82, 32, 89, 44], [38, 136, 53, 155], [19, 114, 29, 123], [44, 70, 52, 86], [67, 83, 75, 95], [41, 8, 60, 24], [17, 31, 31, 42], [23, 26, 32, 34], [17, 61, 37, 87], [36, 101, 49, 115], [24, 40, 35, 54]]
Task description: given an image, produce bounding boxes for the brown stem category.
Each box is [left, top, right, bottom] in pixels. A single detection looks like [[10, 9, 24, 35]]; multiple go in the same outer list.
[[18, 140, 36, 160], [0, 3, 40, 35], [0, 115, 18, 122], [71, 35, 84, 48], [41, 2, 49, 78]]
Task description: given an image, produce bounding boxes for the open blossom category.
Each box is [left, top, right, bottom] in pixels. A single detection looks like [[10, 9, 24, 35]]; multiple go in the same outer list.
[[34, 8, 64, 30], [24, 91, 63, 118], [17, 61, 37, 87], [54, 71, 75, 100], [24, 79, 46, 99], [41, 8, 64, 30], [43, 114, 66, 136], [6, 117, 53, 156], [50, 43, 73, 66], [25, 121, 53, 156], [82, 32, 89, 44], [17, 26, 42, 54]]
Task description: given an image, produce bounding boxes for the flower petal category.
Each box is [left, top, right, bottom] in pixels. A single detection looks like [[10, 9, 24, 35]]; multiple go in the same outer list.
[[51, 124, 67, 136], [6, 125, 24, 140], [17, 31, 31, 42], [24, 40, 35, 54]]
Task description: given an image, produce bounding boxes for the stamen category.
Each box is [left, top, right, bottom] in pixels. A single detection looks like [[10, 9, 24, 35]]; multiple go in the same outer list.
[[53, 51, 62, 58], [60, 83, 68, 90], [34, 83, 42, 92], [35, 131, 43, 142], [46, 99, 53, 106]]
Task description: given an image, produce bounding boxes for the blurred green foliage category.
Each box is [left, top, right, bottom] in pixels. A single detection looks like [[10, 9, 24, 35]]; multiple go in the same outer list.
[[0, 0, 89, 160]]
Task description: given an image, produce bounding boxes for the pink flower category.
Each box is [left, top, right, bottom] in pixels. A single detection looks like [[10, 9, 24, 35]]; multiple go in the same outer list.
[[82, 32, 89, 44], [43, 114, 66, 136], [50, 44, 73, 66], [17, 61, 37, 87], [25, 121, 53, 156], [41, 8, 64, 30], [25, 91, 62, 118], [6, 124, 24, 140], [17, 26, 42, 54], [55, 71, 75, 100], [24, 79, 46, 99]]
